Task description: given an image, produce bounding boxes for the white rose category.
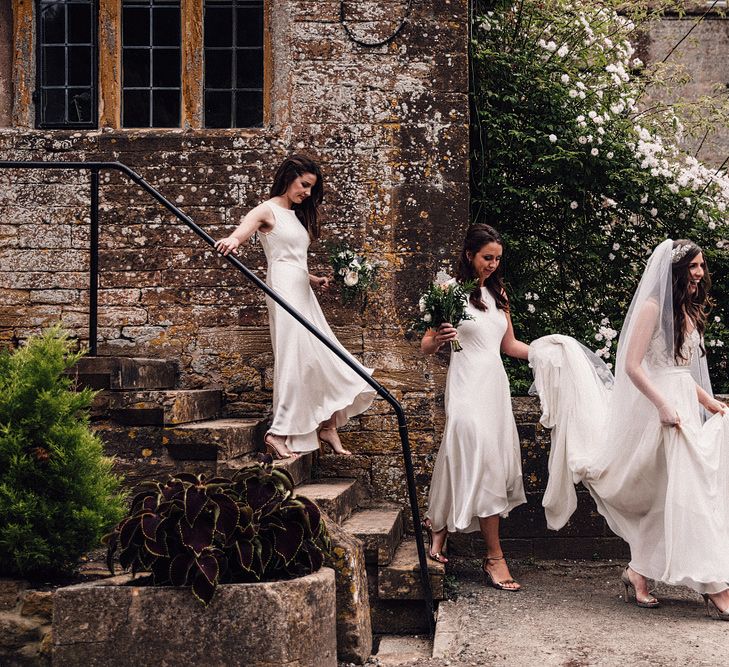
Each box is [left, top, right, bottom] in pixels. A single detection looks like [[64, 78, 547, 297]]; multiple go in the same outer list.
[[423, 313, 432, 323], [419, 298, 427, 313], [344, 271, 359, 287], [549, 134, 557, 143]]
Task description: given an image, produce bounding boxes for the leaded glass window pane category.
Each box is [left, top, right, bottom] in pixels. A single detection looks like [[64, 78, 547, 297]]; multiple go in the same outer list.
[[122, 0, 181, 128], [204, 0, 263, 128], [36, 0, 97, 128]]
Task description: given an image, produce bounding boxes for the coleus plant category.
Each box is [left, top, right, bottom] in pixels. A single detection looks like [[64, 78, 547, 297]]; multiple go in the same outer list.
[[104, 458, 331, 605]]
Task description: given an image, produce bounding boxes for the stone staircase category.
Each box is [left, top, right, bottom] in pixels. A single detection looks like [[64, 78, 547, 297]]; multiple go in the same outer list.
[[71, 356, 446, 649]]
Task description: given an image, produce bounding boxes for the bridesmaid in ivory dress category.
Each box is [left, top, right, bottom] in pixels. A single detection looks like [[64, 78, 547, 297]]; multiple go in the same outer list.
[[530, 239, 729, 618], [215, 155, 375, 459], [421, 224, 529, 591]]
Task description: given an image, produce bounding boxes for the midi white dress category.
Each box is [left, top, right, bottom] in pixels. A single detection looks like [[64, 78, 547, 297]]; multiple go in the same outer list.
[[258, 202, 376, 452], [427, 287, 526, 533]]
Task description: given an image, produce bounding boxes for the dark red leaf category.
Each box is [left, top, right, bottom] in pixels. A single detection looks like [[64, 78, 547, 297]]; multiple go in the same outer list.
[[179, 514, 214, 556], [272, 522, 304, 564], [245, 478, 279, 513], [144, 532, 168, 557], [119, 517, 142, 550], [192, 570, 216, 606], [210, 493, 240, 541], [169, 553, 194, 586], [161, 479, 186, 501], [195, 552, 220, 586], [141, 513, 162, 541], [235, 540, 255, 571], [298, 496, 321, 536], [184, 486, 208, 526]]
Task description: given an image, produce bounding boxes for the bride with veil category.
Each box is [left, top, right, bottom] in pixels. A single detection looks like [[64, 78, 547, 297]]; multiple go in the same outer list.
[[529, 239, 729, 618]]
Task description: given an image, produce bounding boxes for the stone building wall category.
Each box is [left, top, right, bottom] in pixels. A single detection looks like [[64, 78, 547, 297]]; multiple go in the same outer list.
[[639, 12, 729, 168], [0, 1, 469, 513], [0, 2, 727, 548]]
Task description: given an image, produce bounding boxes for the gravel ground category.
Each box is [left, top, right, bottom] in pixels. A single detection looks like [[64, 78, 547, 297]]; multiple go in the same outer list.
[[354, 558, 729, 667]]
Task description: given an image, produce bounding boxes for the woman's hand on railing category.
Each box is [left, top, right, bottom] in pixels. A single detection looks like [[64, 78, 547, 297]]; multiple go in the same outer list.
[[309, 274, 331, 291], [215, 236, 241, 256]]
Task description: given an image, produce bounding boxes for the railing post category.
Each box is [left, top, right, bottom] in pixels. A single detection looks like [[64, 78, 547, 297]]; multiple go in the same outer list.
[[89, 167, 100, 356]]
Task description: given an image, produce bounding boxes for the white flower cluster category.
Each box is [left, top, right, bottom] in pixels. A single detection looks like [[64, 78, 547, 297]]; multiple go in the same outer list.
[[594, 318, 618, 358]]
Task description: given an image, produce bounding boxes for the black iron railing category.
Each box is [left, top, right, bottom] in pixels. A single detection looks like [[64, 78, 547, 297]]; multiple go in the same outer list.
[[0, 160, 435, 635]]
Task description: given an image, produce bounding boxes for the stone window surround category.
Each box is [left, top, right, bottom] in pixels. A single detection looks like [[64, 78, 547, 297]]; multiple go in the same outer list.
[[10, 0, 280, 130]]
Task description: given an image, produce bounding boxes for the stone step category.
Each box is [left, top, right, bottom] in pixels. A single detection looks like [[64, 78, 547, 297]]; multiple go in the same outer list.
[[68, 356, 177, 390], [163, 418, 265, 461], [377, 538, 446, 601], [342, 505, 403, 566], [295, 478, 362, 525], [220, 452, 314, 488], [97, 389, 222, 425]]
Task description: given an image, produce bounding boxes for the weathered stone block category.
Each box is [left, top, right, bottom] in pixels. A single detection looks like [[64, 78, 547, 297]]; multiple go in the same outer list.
[[342, 505, 403, 565], [0, 613, 39, 650], [0, 579, 26, 611], [323, 513, 372, 665], [377, 538, 445, 601], [53, 570, 337, 666], [104, 388, 222, 425], [20, 591, 53, 621], [296, 478, 362, 525], [163, 417, 265, 460]]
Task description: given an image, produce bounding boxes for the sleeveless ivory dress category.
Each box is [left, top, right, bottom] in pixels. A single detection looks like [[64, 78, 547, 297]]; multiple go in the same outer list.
[[427, 287, 527, 533], [258, 202, 376, 452], [531, 330, 729, 594]]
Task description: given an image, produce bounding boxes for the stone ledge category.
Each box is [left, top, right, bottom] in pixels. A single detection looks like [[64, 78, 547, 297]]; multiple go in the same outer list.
[[53, 569, 337, 666]]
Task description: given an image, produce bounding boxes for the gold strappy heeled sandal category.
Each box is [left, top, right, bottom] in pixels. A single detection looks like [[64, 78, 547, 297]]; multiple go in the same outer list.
[[702, 594, 729, 621], [421, 520, 448, 564], [621, 567, 659, 608], [482, 556, 521, 591]]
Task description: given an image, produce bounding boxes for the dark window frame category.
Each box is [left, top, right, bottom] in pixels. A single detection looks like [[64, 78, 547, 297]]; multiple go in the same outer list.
[[35, 0, 99, 129], [121, 0, 182, 128], [204, 0, 264, 129]]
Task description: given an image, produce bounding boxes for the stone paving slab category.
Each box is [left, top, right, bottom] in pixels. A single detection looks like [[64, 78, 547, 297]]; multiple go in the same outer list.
[[367, 558, 729, 667]]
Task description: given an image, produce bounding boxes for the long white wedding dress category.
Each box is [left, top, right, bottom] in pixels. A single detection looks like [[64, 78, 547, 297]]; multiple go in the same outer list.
[[427, 287, 526, 533], [259, 202, 376, 452], [529, 240, 729, 595]]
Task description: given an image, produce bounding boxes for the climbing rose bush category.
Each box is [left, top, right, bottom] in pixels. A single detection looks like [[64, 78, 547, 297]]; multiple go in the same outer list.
[[471, 0, 729, 392]]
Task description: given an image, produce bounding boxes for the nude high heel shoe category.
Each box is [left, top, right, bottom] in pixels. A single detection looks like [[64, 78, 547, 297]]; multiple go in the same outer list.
[[482, 556, 521, 592], [621, 567, 659, 608], [263, 432, 298, 460], [702, 594, 729, 621]]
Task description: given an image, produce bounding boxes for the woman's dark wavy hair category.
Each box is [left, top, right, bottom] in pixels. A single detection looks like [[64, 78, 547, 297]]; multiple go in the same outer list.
[[455, 224, 509, 312], [270, 154, 323, 239], [672, 239, 712, 362]]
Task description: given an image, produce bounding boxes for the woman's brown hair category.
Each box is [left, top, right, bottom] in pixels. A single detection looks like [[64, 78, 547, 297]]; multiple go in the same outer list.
[[270, 154, 323, 239], [671, 239, 712, 362], [455, 224, 509, 312]]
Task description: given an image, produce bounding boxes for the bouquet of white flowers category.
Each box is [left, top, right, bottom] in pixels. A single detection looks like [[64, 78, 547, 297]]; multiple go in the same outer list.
[[413, 271, 478, 351], [328, 245, 380, 307]]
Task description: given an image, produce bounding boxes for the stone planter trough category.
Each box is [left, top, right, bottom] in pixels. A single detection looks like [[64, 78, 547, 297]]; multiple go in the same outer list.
[[52, 567, 337, 667]]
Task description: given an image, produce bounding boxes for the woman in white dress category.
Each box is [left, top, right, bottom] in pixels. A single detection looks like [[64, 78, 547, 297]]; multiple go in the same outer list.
[[421, 224, 529, 591], [530, 239, 729, 617], [215, 155, 375, 459]]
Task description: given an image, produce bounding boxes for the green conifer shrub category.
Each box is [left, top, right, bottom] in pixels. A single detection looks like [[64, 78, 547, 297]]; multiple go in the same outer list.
[[0, 326, 125, 578]]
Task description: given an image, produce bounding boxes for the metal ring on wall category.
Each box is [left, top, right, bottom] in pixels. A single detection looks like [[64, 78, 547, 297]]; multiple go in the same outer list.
[[339, 0, 413, 47]]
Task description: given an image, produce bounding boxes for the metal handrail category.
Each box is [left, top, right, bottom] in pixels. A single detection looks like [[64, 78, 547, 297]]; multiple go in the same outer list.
[[0, 159, 436, 635]]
